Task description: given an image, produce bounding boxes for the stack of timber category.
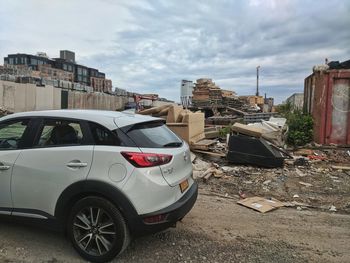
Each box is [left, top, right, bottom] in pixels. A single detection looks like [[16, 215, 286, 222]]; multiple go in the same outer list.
[[192, 78, 242, 109]]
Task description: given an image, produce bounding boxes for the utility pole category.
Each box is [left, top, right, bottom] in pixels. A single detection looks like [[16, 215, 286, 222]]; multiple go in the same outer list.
[[256, 65, 260, 96]]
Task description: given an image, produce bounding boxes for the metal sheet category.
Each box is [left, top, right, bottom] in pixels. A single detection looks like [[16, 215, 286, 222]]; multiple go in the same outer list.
[[304, 70, 350, 145]]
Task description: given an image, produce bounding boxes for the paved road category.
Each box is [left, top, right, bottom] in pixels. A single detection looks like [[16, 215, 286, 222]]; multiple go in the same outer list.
[[1, 193, 349, 263]]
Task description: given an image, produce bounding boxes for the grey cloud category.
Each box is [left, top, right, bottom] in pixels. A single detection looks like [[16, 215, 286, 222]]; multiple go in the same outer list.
[[1, 0, 349, 103]]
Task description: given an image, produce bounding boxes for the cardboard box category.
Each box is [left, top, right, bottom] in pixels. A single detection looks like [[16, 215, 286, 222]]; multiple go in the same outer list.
[[237, 197, 284, 213]]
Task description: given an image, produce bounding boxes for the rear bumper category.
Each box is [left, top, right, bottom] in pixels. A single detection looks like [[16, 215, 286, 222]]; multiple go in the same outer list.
[[129, 181, 198, 237]]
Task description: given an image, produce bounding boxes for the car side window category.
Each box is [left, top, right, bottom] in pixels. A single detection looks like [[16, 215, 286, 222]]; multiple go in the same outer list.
[[0, 119, 30, 150], [36, 119, 84, 147], [89, 122, 120, 146]]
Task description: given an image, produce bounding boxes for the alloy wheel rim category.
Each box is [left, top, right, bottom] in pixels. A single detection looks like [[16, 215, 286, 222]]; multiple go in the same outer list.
[[73, 207, 117, 256]]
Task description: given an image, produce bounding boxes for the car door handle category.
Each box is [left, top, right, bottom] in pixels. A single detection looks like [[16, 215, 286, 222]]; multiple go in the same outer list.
[[66, 161, 88, 168], [0, 163, 10, 171]]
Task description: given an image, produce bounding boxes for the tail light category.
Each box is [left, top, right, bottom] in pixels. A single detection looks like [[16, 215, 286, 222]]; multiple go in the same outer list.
[[143, 214, 168, 224], [121, 152, 172, 167]]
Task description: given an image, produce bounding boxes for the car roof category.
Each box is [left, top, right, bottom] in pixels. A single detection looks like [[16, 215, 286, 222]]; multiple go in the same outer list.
[[0, 109, 162, 129]]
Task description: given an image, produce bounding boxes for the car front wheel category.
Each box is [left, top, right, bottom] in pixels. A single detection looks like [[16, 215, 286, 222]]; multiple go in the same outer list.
[[67, 196, 130, 263]]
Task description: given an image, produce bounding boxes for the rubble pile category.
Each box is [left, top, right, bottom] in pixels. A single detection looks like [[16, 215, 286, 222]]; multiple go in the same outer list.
[[192, 147, 350, 213]]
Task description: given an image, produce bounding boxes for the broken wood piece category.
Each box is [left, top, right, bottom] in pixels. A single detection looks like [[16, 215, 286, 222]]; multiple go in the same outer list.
[[213, 169, 224, 178], [203, 171, 213, 182], [192, 150, 226, 157], [190, 139, 216, 151], [331, 165, 350, 171], [190, 151, 197, 163], [294, 148, 313, 156], [202, 167, 215, 177], [226, 106, 247, 116], [138, 104, 171, 115], [153, 106, 170, 117], [299, 181, 313, 187]]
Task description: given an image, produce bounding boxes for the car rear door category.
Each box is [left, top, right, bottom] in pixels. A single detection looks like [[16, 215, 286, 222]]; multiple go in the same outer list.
[[0, 118, 31, 215], [11, 117, 93, 217]]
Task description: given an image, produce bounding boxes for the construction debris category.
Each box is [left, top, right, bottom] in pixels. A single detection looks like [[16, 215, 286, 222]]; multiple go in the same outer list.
[[139, 104, 205, 145], [204, 126, 221, 139], [331, 165, 350, 171], [227, 134, 285, 168], [191, 139, 216, 151], [237, 196, 284, 213], [0, 106, 11, 116], [232, 122, 263, 137], [193, 144, 350, 213], [248, 117, 288, 147]]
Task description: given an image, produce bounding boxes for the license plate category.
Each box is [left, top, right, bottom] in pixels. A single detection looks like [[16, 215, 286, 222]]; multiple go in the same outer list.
[[179, 179, 189, 193]]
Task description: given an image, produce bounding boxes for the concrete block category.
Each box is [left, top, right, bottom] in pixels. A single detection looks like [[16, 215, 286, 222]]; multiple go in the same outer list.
[[14, 86, 26, 112], [3, 85, 15, 112], [53, 87, 61, 109], [0, 82, 4, 107], [25, 84, 36, 111], [36, 86, 54, 110]]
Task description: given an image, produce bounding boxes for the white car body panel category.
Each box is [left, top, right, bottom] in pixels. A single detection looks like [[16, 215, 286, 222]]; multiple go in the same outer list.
[[0, 150, 21, 214], [12, 146, 93, 215], [87, 145, 140, 188]]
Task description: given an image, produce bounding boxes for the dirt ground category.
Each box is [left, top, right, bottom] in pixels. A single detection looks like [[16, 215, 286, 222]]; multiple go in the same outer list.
[[0, 189, 349, 263]]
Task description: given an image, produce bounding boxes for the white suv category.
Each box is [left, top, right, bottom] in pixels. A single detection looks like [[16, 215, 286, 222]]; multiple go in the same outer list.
[[0, 110, 197, 262]]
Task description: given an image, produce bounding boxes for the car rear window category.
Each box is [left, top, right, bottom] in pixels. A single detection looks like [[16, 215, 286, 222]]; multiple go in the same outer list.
[[125, 121, 183, 148]]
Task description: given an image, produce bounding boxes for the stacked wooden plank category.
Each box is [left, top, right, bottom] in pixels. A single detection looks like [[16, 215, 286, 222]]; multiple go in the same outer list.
[[192, 78, 242, 108], [192, 78, 221, 107]]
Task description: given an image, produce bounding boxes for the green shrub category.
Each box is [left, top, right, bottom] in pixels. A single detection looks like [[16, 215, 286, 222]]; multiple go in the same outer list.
[[286, 111, 313, 146], [219, 126, 231, 137]]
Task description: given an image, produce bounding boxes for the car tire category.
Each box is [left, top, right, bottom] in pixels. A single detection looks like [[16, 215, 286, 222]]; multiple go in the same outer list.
[[67, 196, 130, 263]]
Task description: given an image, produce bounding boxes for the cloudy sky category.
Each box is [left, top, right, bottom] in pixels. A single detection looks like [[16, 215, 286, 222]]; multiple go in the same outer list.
[[1, 0, 349, 103]]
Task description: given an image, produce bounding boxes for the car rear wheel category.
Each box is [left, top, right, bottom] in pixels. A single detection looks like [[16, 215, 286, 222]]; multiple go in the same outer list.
[[67, 196, 130, 263]]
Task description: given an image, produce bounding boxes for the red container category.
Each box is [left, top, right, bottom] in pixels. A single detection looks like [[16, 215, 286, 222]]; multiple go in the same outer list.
[[304, 69, 350, 145]]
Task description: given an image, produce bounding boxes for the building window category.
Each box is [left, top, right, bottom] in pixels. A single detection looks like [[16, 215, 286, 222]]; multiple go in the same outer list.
[[82, 68, 87, 76], [77, 67, 82, 75], [9, 58, 14, 64], [31, 58, 38, 65], [68, 65, 72, 71], [63, 64, 68, 71]]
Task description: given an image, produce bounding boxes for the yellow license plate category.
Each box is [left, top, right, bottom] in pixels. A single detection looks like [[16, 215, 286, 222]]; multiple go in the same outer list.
[[179, 179, 189, 193]]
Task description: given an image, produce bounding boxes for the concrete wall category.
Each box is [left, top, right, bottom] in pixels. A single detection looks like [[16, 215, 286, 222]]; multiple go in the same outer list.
[[0, 80, 127, 113], [0, 81, 61, 112], [67, 91, 126, 111]]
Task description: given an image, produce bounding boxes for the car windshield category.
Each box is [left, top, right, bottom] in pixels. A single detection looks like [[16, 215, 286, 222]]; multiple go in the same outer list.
[[125, 121, 182, 148]]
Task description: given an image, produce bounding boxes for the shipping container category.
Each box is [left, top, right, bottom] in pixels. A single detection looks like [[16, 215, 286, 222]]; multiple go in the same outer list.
[[304, 69, 350, 145]]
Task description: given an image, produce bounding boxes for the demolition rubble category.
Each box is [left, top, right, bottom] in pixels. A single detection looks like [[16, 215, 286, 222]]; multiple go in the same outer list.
[[138, 77, 350, 214]]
